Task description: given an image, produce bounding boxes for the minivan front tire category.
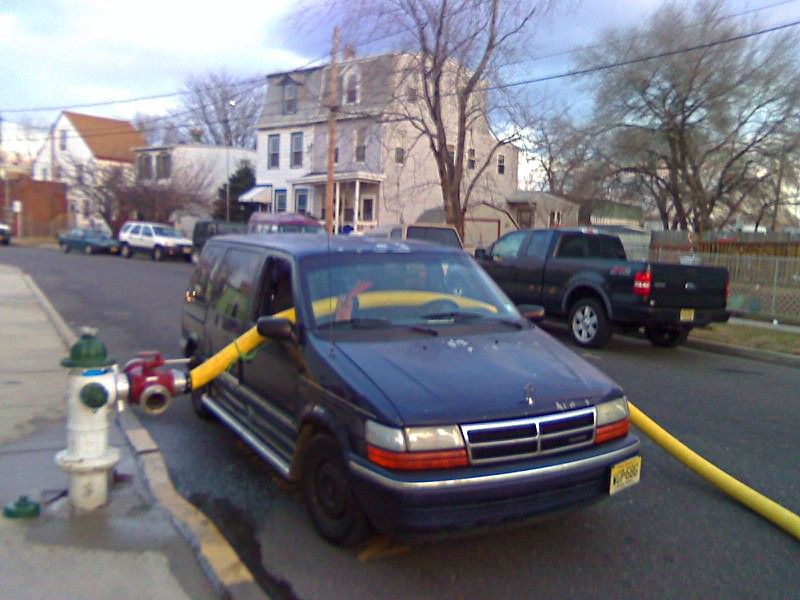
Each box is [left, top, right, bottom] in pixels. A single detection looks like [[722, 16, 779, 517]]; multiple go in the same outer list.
[[302, 433, 370, 546]]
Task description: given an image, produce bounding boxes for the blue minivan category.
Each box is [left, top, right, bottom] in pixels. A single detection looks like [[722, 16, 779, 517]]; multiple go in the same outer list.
[[181, 234, 641, 544]]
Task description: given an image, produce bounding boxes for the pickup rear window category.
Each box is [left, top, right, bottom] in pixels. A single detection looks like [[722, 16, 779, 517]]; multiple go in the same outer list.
[[556, 234, 626, 260]]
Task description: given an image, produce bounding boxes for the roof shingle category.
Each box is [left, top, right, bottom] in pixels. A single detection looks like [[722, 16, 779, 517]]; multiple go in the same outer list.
[[63, 111, 147, 163]]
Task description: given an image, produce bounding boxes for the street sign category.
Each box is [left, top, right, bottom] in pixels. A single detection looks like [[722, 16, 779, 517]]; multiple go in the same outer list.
[[12, 200, 21, 213]]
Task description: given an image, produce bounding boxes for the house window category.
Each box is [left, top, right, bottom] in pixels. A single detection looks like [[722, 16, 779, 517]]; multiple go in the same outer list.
[[156, 152, 171, 179], [283, 81, 297, 114], [395, 147, 405, 164], [59, 130, 68, 151], [75, 164, 84, 185], [137, 155, 152, 180], [406, 87, 417, 103], [334, 146, 339, 164], [268, 134, 280, 169], [275, 189, 287, 213], [290, 132, 303, 168], [295, 188, 308, 214], [497, 154, 505, 175], [467, 148, 476, 170], [447, 144, 455, 165], [361, 197, 374, 221], [549, 210, 562, 229], [345, 74, 359, 104], [355, 127, 366, 163], [518, 207, 533, 229]]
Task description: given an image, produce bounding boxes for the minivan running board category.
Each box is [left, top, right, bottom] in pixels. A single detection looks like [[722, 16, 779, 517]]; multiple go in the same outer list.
[[201, 393, 291, 478]]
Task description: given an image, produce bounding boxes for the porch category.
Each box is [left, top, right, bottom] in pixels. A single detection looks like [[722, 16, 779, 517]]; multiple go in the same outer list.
[[291, 171, 383, 233]]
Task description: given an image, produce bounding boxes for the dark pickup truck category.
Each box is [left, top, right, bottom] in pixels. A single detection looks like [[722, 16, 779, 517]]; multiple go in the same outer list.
[[476, 228, 730, 348]]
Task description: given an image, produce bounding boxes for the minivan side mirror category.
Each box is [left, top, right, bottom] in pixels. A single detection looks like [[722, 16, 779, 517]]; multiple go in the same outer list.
[[256, 317, 294, 341], [518, 304, 545, 323], [474, 248, 488, 260]]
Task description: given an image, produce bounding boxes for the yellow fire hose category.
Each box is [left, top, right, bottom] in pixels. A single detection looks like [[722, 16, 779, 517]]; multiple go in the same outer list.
[[628, 402, 800, 541], [186, 292, 800, 542]]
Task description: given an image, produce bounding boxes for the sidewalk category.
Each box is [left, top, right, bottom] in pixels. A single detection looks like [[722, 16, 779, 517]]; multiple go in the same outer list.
[[0, 264, 223, 600]]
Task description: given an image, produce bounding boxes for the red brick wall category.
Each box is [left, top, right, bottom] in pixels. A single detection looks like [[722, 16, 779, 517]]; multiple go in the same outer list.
[[0, 175, 68, 237]]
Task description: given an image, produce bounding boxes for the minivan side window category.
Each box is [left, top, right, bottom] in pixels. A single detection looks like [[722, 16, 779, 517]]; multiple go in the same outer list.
[[189, 244, 226, 302], [208, 248, 264, 331], [258, 257, 295, 317]]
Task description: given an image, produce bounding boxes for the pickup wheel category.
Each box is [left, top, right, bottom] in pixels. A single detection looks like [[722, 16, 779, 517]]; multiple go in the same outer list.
[[568, 297, 612, 348], [645, 327, 690, 348], [302, 433, 370, 546], [120, 244, 132, 258]]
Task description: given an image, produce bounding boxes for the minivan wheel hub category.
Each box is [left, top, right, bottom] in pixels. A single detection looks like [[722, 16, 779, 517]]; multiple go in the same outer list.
[[316, 463, 347, 517]]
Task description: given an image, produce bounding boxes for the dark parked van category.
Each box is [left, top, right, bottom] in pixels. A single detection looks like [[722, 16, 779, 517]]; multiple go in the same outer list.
[[181, 234, 641, 544], [192, 220, 246, 256]]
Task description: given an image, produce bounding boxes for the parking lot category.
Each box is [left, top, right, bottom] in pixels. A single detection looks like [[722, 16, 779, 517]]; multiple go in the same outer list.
[[2, 246, 798, 599]]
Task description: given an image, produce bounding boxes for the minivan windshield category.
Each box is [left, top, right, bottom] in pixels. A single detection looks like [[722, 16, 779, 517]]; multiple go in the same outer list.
[[301, 252, 520, 329]]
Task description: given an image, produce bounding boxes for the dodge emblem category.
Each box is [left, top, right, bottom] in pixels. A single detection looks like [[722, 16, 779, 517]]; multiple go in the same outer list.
[[523, 383, 536, 406]]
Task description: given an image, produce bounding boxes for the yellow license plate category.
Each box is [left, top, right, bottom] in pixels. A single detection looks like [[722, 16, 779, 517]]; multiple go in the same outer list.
[[610, 456, 641, 495], [680, 308, 695, 322]]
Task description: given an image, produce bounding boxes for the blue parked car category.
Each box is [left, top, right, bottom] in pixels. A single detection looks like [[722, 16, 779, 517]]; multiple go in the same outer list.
[[181, 234, 641, 545], [58, 228, 120, 255]]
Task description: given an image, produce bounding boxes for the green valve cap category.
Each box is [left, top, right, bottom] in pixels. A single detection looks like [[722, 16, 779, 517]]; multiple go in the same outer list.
[[80, 382, 109, 410], [3, 495, 40, 519], [61, 328, 115, 369]]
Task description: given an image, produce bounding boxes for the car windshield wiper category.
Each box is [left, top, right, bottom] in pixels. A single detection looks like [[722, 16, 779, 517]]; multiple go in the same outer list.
[[407, 324, 438, 336], [327, 317, 393, 329], [420, 311, 483, 321]]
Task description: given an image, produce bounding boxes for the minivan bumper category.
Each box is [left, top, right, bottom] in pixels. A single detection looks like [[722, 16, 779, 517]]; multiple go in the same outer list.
[[348, 434, 640, 533]]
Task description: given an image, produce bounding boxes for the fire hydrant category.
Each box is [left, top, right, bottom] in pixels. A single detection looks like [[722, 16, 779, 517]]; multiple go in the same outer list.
[[56, 328, 127, 512]]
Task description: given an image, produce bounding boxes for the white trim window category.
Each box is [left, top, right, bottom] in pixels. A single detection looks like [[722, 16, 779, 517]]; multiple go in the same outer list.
[[497, 154, 506, 175], [354, 127, 366, 163], [344, 73, 359, 105], [268, 134, 280, 169], [295, 188, 308, 214], [290, 132, 303, 168], [275, 189, 288, 213], [283, 81, 297, 114]]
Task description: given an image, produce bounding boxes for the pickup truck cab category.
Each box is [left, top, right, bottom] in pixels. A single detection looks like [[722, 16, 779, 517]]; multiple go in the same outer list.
[[181, 234, 640, 544], [477, 228, 729, 348]]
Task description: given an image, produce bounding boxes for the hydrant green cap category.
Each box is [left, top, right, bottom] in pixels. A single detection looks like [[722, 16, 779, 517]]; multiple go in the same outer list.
[[3, 495, 40, 519], [80, 382, 109, 409], [61, 328, 114, 368]]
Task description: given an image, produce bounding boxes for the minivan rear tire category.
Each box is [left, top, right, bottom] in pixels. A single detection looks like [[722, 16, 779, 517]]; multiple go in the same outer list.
[[302, 433, 370, 546]]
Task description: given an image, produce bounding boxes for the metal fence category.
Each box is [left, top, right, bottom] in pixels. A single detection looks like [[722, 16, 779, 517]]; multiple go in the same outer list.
[[648, 247, 800, 325]]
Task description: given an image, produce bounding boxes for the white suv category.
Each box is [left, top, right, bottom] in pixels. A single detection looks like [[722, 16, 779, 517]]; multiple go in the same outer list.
[[118, 221, 193, 261]]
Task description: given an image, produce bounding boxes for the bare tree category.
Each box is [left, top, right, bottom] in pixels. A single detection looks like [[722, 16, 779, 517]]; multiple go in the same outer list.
[[583, 0, 800, 231], [169, 70, 266, 149], [308, 0, 551, 236]]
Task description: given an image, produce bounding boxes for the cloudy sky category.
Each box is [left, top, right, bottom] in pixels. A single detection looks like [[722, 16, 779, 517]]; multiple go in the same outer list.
[[2, 0, 799, 135]]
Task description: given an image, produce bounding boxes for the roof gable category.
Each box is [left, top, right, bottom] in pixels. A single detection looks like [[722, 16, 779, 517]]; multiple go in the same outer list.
[[63, 111, 147, 163]]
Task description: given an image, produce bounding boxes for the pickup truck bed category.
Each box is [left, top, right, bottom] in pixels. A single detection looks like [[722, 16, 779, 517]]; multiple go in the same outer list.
[[477, 229, 730, 348]]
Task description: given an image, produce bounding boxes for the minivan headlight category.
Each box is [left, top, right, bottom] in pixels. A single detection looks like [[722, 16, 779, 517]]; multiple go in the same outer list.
[[595, 396, 629, 444], [365, 420, 467, 470]]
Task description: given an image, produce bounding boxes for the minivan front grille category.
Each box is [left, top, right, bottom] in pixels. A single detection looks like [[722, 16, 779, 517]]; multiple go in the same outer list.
[[461, 407, 596, 465]]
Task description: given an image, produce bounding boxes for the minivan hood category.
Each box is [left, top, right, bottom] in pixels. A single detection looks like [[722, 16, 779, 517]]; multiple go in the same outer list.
[[334, 327, 622, 426]]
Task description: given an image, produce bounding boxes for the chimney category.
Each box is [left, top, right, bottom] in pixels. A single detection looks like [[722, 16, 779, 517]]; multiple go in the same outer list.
[[343, 45, 356, 61]]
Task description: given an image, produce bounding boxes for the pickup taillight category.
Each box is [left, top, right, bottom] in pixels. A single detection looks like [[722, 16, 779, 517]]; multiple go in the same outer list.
[[633, 270, 652, 297]]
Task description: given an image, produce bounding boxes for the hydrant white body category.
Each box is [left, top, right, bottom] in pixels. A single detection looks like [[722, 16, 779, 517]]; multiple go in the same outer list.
[[55, 367, 125, 512]]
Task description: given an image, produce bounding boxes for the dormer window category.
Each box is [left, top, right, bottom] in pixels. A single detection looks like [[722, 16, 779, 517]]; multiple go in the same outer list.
[[344, 73, 359, 104], [283, 80, 298, 114]]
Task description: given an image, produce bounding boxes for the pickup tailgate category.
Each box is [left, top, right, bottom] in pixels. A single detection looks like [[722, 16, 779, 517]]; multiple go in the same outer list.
[[649, 263, 728, 309]]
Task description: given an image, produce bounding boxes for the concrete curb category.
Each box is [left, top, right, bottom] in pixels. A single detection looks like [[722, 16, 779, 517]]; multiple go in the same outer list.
[[20, 271, 267, 600], [685, 337, 800, 369]]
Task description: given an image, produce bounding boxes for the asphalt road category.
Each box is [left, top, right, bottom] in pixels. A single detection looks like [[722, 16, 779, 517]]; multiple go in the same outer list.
[[3, 246, 798, 600]]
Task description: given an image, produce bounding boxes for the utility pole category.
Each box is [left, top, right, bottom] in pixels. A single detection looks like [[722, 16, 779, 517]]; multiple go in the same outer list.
[[325, 26, 340, 234], [0, 113, 8, 221]]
